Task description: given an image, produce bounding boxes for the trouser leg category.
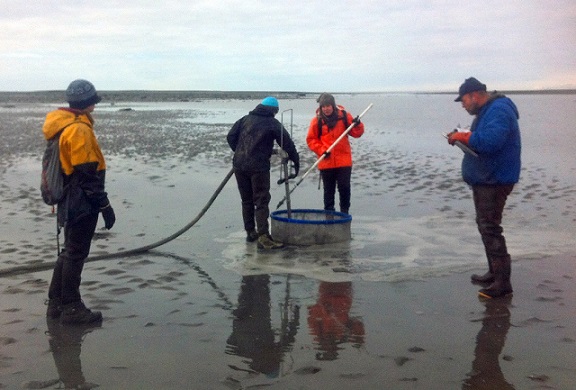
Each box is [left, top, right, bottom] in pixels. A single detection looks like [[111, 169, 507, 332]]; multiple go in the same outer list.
[[49, 213, 98, 306], [235, 170, 256, 232], [321, 169, 337, 211], [336, 166, 352, 213], [473, 185, 514, 298], [251, 171, 271, 235], [48, 258, 64, 301], [473, 185, 514, 261]]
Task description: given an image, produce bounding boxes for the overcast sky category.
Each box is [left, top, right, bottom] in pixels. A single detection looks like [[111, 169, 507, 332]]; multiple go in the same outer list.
[[2, 0, 575, 92]]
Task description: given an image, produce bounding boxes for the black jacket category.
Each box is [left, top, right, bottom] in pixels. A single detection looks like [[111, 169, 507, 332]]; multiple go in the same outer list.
[[227, 104, 299, 172]]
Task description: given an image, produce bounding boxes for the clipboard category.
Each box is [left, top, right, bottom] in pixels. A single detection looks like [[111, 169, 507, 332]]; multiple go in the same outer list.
[[443, 132, 479, 158]]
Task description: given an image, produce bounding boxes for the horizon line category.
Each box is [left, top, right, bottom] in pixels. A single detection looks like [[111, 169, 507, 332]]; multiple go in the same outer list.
[[2, 88, 576, 95]]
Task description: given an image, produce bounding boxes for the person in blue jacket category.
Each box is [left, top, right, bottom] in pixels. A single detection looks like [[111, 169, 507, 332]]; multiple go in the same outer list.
[[448, 77, 521, 298]]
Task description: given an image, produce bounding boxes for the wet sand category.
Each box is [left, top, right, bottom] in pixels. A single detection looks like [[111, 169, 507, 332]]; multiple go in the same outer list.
[[1, 93, 575, 389]]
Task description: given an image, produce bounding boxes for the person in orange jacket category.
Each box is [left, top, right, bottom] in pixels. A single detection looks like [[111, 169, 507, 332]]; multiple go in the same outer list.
[[43, 79, 115, 325], [306, 93, 364, 214]]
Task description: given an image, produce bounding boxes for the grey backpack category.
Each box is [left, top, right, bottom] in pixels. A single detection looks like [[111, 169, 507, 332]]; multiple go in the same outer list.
[[40, 129, 67, 205]]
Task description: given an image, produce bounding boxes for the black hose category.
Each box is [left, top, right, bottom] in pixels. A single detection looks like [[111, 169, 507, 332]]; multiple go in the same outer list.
[[0, 168, 235, 278]]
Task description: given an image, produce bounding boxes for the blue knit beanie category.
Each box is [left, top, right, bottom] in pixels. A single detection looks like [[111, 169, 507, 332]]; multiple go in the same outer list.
[[66, 79, 102, 109], [261, 96, 279, 108]]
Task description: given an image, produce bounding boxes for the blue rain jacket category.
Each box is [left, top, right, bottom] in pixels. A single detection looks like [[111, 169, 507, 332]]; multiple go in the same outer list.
[[462, 94, 521, 185]]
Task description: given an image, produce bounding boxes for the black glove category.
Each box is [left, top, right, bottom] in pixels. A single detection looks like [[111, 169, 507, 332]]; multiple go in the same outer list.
[[352, 115, 361, 126], [292, 159, 300, 176], [100, 204, 116, 230], [322, 151, 331, 158]]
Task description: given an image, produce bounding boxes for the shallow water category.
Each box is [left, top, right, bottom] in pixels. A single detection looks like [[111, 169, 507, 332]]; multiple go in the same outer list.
[[1, 93, 575, 389], [2, 92, 576, 281]]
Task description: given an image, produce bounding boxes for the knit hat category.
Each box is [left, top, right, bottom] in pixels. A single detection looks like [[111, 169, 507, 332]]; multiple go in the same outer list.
[[261, 96, 279, 108], [66, 79, 102, 109], [455, 77, 486, 102], [317, 93, 336, 109]]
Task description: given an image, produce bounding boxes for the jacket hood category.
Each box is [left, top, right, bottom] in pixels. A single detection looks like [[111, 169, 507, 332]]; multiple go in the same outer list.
[[42, 108, 93, 140], [488, 93, 519, 120], [249, 104, 278, 117]]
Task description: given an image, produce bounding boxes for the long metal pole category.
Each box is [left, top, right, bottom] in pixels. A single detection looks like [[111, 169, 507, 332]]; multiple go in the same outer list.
[[279, 109, 294, 217]]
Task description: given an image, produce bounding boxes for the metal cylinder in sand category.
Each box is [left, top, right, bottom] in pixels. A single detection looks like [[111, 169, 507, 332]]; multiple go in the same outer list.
[[271, 209, 352, 245]]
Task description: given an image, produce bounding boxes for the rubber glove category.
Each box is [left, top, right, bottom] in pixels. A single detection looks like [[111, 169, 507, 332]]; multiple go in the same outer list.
[[101, 204, 116, 229], [448, 131, 471, 146]]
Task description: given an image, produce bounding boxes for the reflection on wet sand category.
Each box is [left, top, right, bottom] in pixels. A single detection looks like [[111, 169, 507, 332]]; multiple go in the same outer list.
[[308, 281, 365, 361], [44, 318, 101, 390], [226, 274, 299, 377], [463, 296, 514, 389]]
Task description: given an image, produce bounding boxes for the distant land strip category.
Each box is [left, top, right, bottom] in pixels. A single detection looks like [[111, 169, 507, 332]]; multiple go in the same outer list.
[[0, 89, 574, 104]]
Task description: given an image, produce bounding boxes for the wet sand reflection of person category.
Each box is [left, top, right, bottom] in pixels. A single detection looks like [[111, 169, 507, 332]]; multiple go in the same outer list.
[[462, 296, 515, 389], [45, 318, 100, 389], [307, 281, 365, 361], [226, 274, 299, 377]]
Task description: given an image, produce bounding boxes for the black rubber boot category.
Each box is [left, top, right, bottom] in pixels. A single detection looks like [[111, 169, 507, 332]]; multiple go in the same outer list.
[[478, 256, 513, 299], [46, 298, 62, 319], [246, 230, 258, 243], [60, 301, 102, 325], [471, 258, 495, 284], [471, 271, 495, 284]]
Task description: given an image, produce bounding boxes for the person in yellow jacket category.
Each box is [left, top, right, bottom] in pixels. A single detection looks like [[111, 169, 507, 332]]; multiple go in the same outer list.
[[43, 79, 115, 325], [306, 93, 364, 214]]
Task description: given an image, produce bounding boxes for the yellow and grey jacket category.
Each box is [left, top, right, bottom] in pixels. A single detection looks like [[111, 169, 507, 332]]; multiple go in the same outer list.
[[42, 108, 109, 225]]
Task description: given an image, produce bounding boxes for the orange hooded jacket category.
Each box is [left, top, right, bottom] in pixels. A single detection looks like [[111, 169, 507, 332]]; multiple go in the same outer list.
[[42, 107, 108, 224], [43, 108, 106, 175], [306, 105, 364, 170]]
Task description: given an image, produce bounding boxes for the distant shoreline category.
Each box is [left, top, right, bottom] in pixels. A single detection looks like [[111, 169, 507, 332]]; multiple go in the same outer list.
[[420, 89, 576, 96], [1, 89, 574, 104]]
